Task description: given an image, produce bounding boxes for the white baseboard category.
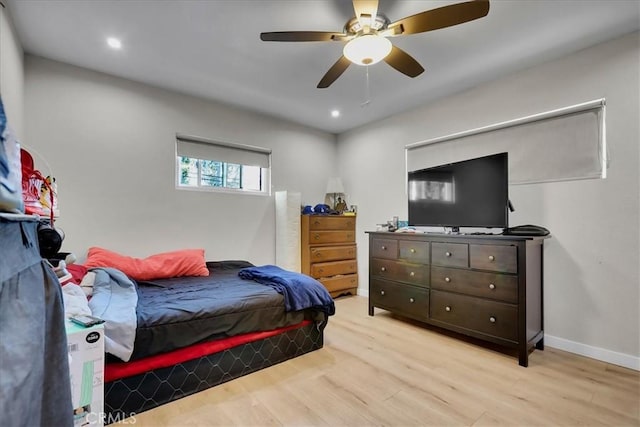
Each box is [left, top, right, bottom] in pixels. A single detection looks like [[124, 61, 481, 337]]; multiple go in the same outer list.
[[353, 288, 638, 371], [545, 334, 639, 371]]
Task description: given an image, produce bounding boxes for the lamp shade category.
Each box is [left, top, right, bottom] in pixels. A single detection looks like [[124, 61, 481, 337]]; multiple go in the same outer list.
[[343, 35, 392, 66], [326, 177, 345, 194]]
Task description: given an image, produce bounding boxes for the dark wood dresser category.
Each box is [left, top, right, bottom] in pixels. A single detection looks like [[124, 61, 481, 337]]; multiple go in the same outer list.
[[367, 231, 546, 367], [302, 215, 358, 297]]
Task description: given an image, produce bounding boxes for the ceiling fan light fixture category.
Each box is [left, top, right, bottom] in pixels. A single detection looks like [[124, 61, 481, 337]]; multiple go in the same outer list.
[[343, 35, 392, 66]]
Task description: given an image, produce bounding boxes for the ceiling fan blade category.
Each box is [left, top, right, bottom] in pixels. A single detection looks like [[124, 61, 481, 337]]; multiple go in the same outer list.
[[331, 33, 356, 43], [389, 0, 490, 35], [384, 45, 425, 78], [260, 31, 346, 42], [353, 0, 379, 26], [317, 56, 351, 88]]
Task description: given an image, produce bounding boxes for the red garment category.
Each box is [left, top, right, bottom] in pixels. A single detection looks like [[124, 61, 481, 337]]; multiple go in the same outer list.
[[66, 264, 88, 285]]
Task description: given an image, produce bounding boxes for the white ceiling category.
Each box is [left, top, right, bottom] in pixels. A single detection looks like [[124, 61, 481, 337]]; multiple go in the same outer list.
[[6, 0, 640, 134]]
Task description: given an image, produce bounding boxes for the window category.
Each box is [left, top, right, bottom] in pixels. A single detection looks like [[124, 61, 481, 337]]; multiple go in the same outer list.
[[176, 134, 271, 194], [406, 99, 606, 185]]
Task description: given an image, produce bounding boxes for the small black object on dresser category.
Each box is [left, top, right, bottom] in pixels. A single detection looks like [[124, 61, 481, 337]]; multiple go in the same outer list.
[[366, 231, 547, 367]]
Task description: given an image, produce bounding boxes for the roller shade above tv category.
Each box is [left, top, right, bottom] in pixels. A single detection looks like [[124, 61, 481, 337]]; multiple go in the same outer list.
[[408, 152, 509, 229]]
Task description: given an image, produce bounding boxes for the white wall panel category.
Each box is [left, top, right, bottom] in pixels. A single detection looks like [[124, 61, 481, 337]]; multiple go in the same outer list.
[[275, 190, 301, 272]]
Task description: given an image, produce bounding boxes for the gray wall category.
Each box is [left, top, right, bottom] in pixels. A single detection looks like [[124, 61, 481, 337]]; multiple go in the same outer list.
[[0, 4, 24, 137], [24, 56, 337, 264], [337, 32, 640, 367]]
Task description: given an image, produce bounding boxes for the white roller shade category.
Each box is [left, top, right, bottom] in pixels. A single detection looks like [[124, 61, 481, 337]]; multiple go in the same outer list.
[[406, 99, 606, 185], [176, 134, 271, 168]]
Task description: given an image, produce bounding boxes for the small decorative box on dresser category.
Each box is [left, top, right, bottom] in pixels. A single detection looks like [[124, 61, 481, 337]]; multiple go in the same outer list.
[[367, 231, 546, 367], [302, 215, 358, 297]]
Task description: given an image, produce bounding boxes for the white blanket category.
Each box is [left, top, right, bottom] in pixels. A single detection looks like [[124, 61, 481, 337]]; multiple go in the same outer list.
[[61, 284, 91, 318], [88, 268, 138, 362]]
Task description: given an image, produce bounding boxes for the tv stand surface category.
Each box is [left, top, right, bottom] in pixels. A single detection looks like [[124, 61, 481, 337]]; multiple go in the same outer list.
[[465, 232, 499, 235], [366, 231, 546, 367], [416, 232, 528, 240]]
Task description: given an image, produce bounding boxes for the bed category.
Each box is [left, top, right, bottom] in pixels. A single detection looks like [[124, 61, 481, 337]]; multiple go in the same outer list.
[[92, 260, 334, 422]]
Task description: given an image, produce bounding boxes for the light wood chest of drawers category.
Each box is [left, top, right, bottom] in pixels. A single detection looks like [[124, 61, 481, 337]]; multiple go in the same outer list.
[[367, 231, 546, 367], [302, 215, 358, 297]]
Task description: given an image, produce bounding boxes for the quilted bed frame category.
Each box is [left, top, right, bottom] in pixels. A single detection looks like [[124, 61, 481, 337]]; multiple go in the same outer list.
[[104, 321, 323, 422]]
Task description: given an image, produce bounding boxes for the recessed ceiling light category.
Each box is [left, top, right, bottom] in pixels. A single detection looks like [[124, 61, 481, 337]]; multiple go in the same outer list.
[[107, 37, 122, 50], [331, 110, 340, 118]]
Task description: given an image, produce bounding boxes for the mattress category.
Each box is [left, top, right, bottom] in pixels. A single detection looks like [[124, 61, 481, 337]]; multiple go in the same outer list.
[[128, 260, 307, 360]]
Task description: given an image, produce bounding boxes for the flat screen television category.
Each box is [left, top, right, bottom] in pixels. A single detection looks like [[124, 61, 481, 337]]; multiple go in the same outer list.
[[408, 152, 509, 229]]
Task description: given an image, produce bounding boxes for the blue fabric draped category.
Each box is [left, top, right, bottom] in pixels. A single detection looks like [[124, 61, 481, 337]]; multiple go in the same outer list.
[[239, 265, 335, 316]]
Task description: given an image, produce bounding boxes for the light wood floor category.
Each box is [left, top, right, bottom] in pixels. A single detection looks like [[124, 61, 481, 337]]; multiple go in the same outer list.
[[131, 296, 639, 426]]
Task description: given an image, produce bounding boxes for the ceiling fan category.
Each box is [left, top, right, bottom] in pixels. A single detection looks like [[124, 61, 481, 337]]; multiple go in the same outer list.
[[260, 0, 490, 88]]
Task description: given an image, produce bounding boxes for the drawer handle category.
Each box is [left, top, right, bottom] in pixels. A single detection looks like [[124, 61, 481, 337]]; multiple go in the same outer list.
[[380, 290, 385, 296], [314, 234, 321, 240], [489, 316, 496, 323], [409, 298, 415, 303], [445, 306, 451, 312], [318, 268, 324, 274], [409, 271, 415, 277], [444, 277, 451, 283], [313, 220, 321, 226], [381, 267, 386, 272], [381, 245, 387, 250], [445, 251, 452, 257], [489, 283, 496, 290], [488, 255, 495, 261], [410, 248, 416, 253], [314, 252, 322, 257]]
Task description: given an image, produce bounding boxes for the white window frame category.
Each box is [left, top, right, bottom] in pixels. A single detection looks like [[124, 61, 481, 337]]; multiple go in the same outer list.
[[175, 134, 271, 196]]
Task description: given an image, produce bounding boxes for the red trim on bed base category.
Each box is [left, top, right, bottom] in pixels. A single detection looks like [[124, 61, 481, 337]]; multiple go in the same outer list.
[[105, 320, 312, 382]]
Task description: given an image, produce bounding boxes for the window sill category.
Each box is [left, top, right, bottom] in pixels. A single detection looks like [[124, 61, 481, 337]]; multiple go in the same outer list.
[[175, 185, 270, 196]]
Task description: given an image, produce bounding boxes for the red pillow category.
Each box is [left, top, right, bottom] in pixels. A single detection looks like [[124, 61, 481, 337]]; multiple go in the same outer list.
[[84, 247, 209, 280], [67, 264, 88, 285]]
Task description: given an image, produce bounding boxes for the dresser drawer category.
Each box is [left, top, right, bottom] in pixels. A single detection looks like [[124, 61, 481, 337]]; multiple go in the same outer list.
[[399, 240, 429, 264], [311, 259, 357, 278], [319, 274, 358, 293], [371, 238, 398, 259], [431, 242, 468, 268], [310, 245, 356, 263], [370, 279, 429, 321], [370, 258, 429, 288], [470, 244, 518, 273], [431, 267, 518, 303], [308, 216, 355, 230], [430, 290, 517, 342], [309, 230, 355, 244]]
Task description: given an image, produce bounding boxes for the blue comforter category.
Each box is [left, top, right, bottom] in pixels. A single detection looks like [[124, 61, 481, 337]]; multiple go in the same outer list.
[[239, 265, 335, 316], [88, 268, 138, 362]]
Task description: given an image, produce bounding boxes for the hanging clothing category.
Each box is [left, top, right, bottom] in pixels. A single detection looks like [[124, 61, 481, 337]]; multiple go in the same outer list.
[[0, 214, 73, 426]]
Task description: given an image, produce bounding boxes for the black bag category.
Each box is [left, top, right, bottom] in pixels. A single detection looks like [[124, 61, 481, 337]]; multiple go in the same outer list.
[[503, 224, 550, 236]]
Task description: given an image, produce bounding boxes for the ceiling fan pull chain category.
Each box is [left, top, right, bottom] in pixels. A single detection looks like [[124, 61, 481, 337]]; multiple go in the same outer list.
[[361, 66, 371, 108]]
